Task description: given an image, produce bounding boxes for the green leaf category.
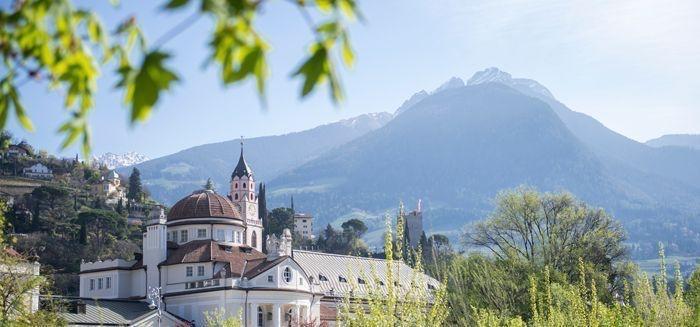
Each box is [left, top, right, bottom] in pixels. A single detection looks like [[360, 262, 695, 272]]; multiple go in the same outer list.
[[126, 51, 179, 123], [316, 0, 334, 13], [164, 0, 190, 9], [9, 86, 34, 131], [341, 34, 354, 67], [293, 45, 328, 97]]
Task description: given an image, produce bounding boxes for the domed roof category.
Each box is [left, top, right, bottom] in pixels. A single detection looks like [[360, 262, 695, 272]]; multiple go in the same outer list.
[[168, 190, 241, 222]]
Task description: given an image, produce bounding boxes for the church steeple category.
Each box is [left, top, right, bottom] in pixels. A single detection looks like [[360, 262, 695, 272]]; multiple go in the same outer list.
[[231, 138, 253, 179], [228, 138, 263, 251]]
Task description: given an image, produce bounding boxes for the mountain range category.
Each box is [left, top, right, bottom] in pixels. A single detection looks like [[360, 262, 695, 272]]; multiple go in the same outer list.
[[129, 68, 700, 258], [94, 152, 149, 169], [646, 134, 700, 150]]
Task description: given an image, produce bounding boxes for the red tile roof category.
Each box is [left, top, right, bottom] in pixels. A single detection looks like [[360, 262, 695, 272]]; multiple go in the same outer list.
[[168, 190, 241, 222]]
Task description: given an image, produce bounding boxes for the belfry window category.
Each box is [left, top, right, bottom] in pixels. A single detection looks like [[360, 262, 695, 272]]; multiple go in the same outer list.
[[234, 182, 238, 189], [243, 183, 246, 188], [234, 193, 238, 200]]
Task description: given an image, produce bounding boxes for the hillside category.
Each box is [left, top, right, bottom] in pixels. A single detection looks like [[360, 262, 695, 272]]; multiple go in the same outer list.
[[646, 134, 700, 150], [267, 82, 700, 257], [126, 113, 393, 204]]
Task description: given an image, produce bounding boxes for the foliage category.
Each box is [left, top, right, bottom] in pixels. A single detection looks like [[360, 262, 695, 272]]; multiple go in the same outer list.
[[127, 167, 143, 202], [1, 0, 360, 157], [202, 307, 242, 327], [0, 199, 65, 326], [265, 207, 294, 239], [339, 215, 448, 326], [464, 187, 629, 299], [314, 222, 369, 256], [204, 177, 214, 190]]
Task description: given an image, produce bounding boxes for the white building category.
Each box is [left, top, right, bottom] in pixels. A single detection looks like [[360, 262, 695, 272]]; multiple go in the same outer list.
[[22, 163, 53, 179], [293, 213, 314, 239], [77, 147, 438, 326]]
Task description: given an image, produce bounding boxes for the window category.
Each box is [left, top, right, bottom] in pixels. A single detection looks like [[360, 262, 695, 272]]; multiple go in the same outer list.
[[283, 267, 292, 283], [251, 231, 257, 248], [98, 278, 103, 289], [89, 279, 95, 290], [250, 193, 254, 200], [267, 275, 273, 283], [236, 231, 242, 243], [234, 193, 238, 200], [302, 219, 307, 223], [171, 231, 178, 243], [358, 278, 366, 285], [167, 233, 171, 241], [243, 183, 246, 188], [197, 266, 205, 276], [257, 307, 264, 327], [319, 274, 328, 281], [106, 277, 112, 289], [217, 230, 225, 241], [180, 230, 188, 243], [226, 230, 233, 242], [234, 182, 238, 189], [186, 266, 193, 277], [197, 229, 207, 238], [339, 276, 347, 283]]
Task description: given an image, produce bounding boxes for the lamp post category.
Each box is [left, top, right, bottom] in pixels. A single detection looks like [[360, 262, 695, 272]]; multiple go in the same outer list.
[[147, 286, 163, 327]]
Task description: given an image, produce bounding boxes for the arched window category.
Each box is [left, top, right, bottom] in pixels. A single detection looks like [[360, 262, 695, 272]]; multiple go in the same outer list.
[[234, 182, 238, 189], [283, 267, 292, 283], [251, 231, 257, 248], [250, 193, 254, 200], [257, 307, 263, 327], [243, 182, 247, 189], [234, 193, 238, 200]]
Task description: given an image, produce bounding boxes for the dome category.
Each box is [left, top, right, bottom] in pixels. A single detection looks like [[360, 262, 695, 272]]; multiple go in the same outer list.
[[168, 190, 241, 222]]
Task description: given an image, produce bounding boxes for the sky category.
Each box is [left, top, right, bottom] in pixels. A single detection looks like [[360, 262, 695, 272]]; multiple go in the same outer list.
[[6, 0, 700, 158]]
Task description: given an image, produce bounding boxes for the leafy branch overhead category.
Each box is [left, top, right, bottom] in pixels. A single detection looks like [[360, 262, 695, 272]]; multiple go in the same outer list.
[[0, 0, 360, 157]]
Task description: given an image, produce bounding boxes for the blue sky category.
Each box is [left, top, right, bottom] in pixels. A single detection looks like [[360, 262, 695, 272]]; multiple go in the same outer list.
[[7, 0, 700, 158]]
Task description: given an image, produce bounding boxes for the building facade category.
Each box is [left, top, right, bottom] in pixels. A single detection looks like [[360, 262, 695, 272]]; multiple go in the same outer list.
[[77, 148, 438, 326], [293, 213, 314, 239], [22, 163, 53, 179]]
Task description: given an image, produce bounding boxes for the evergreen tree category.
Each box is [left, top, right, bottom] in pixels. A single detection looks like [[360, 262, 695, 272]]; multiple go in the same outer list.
[[116, 198, 124, 214], [258, 183, 267, 221], [127, 168, 143, 202], [204, 178, 214, 190]]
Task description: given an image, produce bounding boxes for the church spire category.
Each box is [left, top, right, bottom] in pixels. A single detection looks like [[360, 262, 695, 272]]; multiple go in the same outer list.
[[231, 136, 253, 179]]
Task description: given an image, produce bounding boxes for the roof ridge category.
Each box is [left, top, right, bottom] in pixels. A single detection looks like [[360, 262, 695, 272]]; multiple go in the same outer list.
[[293, 250, 395, 263]]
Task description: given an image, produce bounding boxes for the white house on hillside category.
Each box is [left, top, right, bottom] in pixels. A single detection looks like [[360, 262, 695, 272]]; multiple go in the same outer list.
[[22, 163, 53, 179]]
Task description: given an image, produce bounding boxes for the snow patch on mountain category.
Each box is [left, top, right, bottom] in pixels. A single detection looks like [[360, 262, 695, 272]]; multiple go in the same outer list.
[[93, 152, 149, 169], [433, 77, 465, 94], [467, 67, 555, 100]]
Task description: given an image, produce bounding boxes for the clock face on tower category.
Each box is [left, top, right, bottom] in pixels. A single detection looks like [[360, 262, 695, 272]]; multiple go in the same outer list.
[[247, 203, 257, 218]]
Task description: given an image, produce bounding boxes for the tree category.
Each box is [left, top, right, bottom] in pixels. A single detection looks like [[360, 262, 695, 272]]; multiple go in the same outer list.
[[127, 168, 143, 202], [77, 209, 127, 259], [115, 198, 124, 215], [204, 177, 214, 190], [464, 187, 627, 293], [265, 207, 294, 239], [1, 0, 360, 157], [341, 218, 368, 239]]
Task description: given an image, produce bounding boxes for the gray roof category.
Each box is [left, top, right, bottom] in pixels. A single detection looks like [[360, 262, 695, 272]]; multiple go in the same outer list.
[[292, 250, 439, 299], [59, 298, 164, 326], [231, 148, 253, 179]]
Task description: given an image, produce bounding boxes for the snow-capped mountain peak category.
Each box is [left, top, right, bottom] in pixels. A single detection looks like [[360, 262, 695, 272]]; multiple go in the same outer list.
[[93, 152, 149, 169], [467, 67, 555, 100], [433, 77, 465, 94]]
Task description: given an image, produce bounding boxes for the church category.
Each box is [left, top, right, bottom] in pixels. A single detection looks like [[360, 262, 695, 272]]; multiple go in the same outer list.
[[77, 146, 438, 326]]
